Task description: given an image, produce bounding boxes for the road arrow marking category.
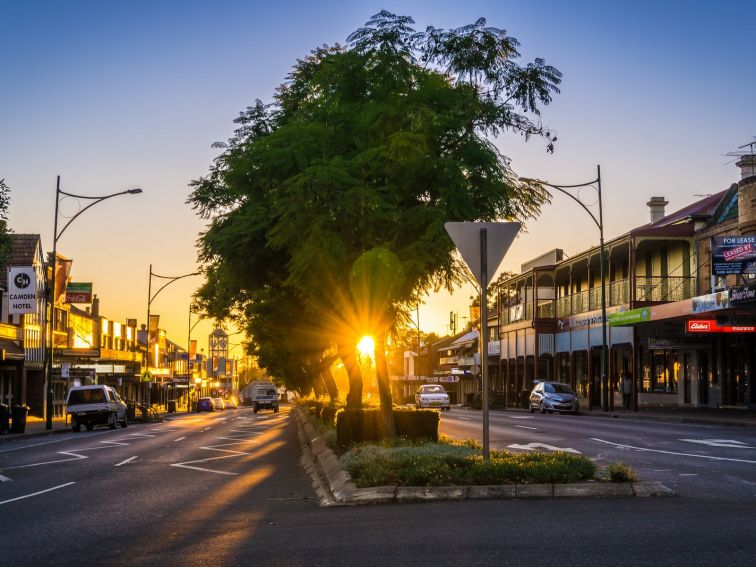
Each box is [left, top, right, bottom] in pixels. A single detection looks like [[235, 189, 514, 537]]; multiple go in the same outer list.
[[680, 439, 754, 449], [507, 442, 580, 454], [0, 474, 12, 482]]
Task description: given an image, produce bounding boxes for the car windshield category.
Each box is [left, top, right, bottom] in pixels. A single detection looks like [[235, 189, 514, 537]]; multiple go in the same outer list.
[[544, 383, 574, 394], [68, 389, 106, 404], [421, 386, 444, 394]]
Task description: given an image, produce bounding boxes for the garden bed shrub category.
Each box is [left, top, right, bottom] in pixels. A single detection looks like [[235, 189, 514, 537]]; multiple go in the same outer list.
[[336, 407, 441, 448], [339, 441, 597, 487]]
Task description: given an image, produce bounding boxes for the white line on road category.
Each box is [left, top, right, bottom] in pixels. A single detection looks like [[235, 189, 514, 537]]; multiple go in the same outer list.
[[591, 438, 756, 464], [0, 482, 76, 506], [174, 437, 186, 442], [514, 425, 538, 430], [508, 442, 581, 454], [114, 456, 138, 467], [457, 417, 471, 421], [679, 473, 699, 477], [0, 474, 12, 482]]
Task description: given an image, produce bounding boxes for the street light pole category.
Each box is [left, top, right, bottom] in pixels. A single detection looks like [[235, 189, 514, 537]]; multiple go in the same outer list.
[[526, 166, 609, 412], [45, 176, 142, 429], [187, 305, 203, 412], [145, 267, 200, 408]]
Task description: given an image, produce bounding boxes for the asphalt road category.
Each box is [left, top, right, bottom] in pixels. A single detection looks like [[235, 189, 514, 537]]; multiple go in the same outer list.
[[1, 405, 755, 566], [440, 408, 756, 500]]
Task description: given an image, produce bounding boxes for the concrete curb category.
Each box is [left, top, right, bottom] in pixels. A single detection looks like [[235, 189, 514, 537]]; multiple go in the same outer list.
[[294, 407, 675, 506]]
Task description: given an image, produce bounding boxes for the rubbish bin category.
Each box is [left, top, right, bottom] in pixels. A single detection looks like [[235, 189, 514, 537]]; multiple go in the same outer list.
[[0, 403, 9, 434], [10, 404, 29, 434], [167, 400, 176, 413]]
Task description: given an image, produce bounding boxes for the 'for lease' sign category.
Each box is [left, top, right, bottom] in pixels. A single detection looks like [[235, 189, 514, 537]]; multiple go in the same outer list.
[[8, 266, 38, 314]]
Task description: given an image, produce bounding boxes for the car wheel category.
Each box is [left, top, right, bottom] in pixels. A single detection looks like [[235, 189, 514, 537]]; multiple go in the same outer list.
[[121, 415, 128, 428], [529, 403, 535, 413], [72, 417, 81, 433], [109, 412, 117, 429], [86, 424, 94, 431], [539, 401, 546, 414]]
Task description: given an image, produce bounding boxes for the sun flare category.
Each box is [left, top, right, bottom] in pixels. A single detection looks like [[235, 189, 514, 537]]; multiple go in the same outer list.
[[357, 335, 375, 358]]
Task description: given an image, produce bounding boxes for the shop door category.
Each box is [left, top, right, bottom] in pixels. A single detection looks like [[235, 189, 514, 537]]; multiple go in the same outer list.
[[683, 353, 691, 404], [699, 351, 709, 405]]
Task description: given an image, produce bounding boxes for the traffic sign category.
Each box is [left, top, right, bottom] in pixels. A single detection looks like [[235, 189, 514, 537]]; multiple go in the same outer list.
[[444, 222, 521, 289]]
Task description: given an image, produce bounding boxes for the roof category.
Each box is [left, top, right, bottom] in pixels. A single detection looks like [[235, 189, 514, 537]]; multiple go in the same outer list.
[[0, 234, 43, 288], [632, 190, 727, 233], [450, 330, 478, 347]]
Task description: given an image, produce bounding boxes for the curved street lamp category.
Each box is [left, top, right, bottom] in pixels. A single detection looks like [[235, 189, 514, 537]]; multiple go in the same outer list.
[[46, 176, 143, 429], [145, 266, 200, 407], [524, 165, 609, 412]]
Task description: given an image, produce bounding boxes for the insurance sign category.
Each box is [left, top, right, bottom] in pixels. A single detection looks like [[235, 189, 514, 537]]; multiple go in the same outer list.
[[8, 266, 37, 314]]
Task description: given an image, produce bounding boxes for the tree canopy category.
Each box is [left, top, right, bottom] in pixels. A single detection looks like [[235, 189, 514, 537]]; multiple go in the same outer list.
[[188, 11, 560, 419]]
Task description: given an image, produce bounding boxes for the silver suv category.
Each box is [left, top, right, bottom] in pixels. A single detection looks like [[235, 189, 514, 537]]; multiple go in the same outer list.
[[66, 385, 128, 431]]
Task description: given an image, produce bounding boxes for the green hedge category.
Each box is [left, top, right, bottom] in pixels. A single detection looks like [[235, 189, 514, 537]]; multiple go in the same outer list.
[[336, 407, 440, 448]]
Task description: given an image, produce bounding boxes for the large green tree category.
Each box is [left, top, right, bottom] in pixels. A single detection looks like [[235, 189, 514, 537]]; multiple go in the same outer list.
[[0, 179, 12, 271], [189, 11, 560, 436]]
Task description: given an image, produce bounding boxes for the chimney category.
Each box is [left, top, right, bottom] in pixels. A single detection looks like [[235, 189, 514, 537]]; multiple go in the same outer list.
[[646, 196, 668, 223], [737, 153, 756, 180], [737, 154, 756, 235]]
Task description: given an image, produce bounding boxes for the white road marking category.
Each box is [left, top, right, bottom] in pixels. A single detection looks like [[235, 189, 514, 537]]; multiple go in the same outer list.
[[514, 425, 538, 430], [129, 433, 156, 438], [0, 482, 76, 506], [174, 437, 186, 442], [680, 439, 754, 449], [508, 442, 581, 454], [591, 438, 756, 464], [114, 456, 138, 467], [507, 415, 535, 420], [0, 474, 12, 482], [679, 473, 699, 477], [457, 417, 471, 421]]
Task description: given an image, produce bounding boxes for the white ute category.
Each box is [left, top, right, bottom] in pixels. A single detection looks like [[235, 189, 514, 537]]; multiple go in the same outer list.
[[66, 385, 128, 431]]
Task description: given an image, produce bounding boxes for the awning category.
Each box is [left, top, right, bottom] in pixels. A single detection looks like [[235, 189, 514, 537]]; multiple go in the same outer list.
[[0, 339, 25, 361]]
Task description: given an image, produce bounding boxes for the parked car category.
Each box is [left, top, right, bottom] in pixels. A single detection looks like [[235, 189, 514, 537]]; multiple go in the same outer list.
[[223, 397, 238, 410], [196, 397, 215, 412], [415, 384, 451, 411], [529, 381, 580, 415], [212, 397, 225, 411], [66, 385, 128, 431]]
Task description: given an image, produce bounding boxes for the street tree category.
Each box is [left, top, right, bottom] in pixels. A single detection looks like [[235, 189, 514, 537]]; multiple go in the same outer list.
[[189, 11, 560, 437], [0, 179, 12, 270]]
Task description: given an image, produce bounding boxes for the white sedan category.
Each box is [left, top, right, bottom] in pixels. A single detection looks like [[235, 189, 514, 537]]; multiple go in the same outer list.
[[415, 384, 451, 411]]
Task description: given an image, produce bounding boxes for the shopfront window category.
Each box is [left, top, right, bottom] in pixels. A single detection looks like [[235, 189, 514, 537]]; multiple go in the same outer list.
[[642, 349, 679, 394]]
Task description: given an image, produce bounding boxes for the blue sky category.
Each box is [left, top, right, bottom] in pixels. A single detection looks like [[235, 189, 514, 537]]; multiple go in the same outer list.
[[1, 0, 754, 342]]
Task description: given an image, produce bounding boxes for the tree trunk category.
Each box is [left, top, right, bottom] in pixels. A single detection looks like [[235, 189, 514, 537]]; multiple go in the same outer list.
[[374, 329, 396, 438], [337, 340, 363, 408], [320, 366, 339, 403]]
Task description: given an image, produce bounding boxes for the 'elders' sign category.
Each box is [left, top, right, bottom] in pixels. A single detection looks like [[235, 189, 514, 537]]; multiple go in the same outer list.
[[687, 319, 756, 333]]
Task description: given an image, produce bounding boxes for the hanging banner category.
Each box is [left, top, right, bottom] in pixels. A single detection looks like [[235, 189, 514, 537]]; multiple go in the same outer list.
[[53, 257, 73, 304], [65, 282, 93, 304], [711, 236, 756, 276], [8, 266, 37, 314]]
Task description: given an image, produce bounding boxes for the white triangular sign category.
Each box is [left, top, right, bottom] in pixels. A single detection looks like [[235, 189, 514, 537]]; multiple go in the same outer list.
[[444, 222, 521, 289]]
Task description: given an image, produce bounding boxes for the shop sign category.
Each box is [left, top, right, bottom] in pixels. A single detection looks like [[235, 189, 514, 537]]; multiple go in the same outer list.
[[649, 337, 709, 350], [692, 291, 730, 313], [437, 375, 460, 383], [730, 283, 756, 305], [65, 282, 93, 304], [712, 236, 756, 276], [687, 319, 756, 333], [8, 266, 37, 314], [608, 307, 650, 327]]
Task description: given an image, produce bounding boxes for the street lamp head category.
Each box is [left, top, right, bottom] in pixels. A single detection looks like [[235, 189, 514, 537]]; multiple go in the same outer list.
[[127, 188, 143, 194]]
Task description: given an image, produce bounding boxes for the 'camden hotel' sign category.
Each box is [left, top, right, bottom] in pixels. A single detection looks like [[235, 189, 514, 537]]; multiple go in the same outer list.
[[8, 266, 38, 314]]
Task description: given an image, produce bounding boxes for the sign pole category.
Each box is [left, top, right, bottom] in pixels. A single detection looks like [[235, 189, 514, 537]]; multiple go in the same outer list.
[[480, 228, 490, 461]]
